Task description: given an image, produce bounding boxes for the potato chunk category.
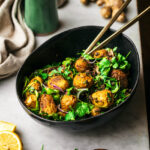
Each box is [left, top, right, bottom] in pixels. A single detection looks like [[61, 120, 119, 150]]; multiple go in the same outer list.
[[91, 107, 101, 116], [24, 95, 37, 109], [75, 57, 89, 72], [92, 49, 108, 59], [61, 95, 77, 111], [91, 89, 114, 108], [48, 75, 69, 91], [40, 94, 57, 115], [111, 69, 128, 88], [73, 73, 93, 88]]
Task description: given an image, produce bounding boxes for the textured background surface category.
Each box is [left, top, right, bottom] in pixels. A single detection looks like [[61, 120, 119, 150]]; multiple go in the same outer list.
[[0, 0, 149, 150]]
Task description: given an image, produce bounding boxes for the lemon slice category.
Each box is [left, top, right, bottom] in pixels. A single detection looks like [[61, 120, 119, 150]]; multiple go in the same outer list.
[[0, 131, 22, 150], [0, 121, 16, 132]]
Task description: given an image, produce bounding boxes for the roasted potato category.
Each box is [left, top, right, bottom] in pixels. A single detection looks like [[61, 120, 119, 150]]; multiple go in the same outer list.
[[91, 107, 101, 116], [24, 95, 37, 109], [92, 49, 108, 59], [91, 89, 114, 108], [74, 57, 89, 72], [111, 69, 128, 88], [48, 75, 69, 91], [40, 94, 57, 115], [61, 95, 77, 111], [73, 73, 93, 88]]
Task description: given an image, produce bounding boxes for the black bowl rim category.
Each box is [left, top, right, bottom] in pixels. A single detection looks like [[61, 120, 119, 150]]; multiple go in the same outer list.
[[16, 25, 140, 124]]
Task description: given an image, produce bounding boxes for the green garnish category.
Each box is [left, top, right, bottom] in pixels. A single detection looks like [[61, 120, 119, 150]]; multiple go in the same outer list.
[[65, 110, 76, 121], [75, 102, 94, 118]]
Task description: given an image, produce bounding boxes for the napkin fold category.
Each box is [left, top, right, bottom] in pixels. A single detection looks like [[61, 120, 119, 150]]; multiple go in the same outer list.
[[0, 0, 35, 79]]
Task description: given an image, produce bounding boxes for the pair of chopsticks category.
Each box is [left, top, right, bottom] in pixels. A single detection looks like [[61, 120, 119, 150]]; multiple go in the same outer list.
[[84, 0, 150, 55]]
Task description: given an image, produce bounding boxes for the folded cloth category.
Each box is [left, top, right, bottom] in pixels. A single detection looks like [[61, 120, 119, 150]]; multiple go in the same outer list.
[[0, 0, 35, 79]]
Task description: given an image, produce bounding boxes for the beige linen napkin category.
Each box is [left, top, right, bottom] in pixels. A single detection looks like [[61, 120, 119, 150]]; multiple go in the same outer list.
[[0, 0, 35, 79]]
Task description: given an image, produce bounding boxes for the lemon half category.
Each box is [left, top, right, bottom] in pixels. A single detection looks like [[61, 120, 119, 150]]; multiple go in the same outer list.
[[0, 121, 16, 132], [0, 131, 22, 150]]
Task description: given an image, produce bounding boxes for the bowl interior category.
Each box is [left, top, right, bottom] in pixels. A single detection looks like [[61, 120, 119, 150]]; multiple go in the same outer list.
[[16, 26, 140, 123]]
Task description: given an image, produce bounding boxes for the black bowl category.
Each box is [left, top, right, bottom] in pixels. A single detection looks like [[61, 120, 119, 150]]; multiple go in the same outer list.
[[16, 26, 140, 131]]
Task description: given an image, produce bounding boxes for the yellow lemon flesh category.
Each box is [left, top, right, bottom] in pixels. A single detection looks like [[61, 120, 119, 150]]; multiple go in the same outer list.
[[0, 131, 22, 150], [0, 121, 16, 132]]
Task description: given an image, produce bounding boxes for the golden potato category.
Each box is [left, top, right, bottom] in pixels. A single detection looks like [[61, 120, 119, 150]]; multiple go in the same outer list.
[[24, 95, 37, 109], [91, 89, 114, 108], [91, 107, 101, 116], [111, 69, 128, 88], [73, 73, 93, 88], [48, 75, 69, 91], [74, 58, 89, 72], [28, 76, 43, 91], [40, 94, 57, 115], [61, 95, 77, 111], [92, 49, 108, 59]]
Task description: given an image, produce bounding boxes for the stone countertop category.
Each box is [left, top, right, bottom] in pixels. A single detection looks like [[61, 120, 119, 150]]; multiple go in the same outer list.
[[0, 0, 149, 150]]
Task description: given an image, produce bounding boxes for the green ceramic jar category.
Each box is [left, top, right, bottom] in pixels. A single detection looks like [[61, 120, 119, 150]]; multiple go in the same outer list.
[[25, 0, 59, 35]]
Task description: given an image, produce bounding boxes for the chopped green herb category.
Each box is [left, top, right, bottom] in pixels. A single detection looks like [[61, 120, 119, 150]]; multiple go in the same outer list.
[[65, 110, 75, 121], [75, 102, 94, 118]]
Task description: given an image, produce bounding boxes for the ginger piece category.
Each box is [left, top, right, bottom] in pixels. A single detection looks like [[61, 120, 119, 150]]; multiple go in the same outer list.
[[100, 6, 112, 18], [112, 8, 126, 22], [80, 0, 89, 5], [97, 0, 126, 22], [97, 0, 105, 6]]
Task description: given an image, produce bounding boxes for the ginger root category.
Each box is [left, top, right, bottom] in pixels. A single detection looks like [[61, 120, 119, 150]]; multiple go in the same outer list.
[[97, 0, 126, 22], [100, 6, 112, 18], [80, 0, 126, 22], [80, 0, 97, 5], [80, 0, 89, 5]]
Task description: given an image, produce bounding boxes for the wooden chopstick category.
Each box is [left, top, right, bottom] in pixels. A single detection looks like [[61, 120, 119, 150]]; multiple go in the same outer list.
[[84, 0, 132, 54], [88, 6, 150, 55]]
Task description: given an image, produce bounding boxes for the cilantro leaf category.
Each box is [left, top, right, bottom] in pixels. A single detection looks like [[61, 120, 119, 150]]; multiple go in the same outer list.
[[75, 102, 94, 118], [65, 110, 75, 121], [49, 69, 59, 77], [62, 57, 75, 66], [115, 89, 130, 105], [81, 53, 94, 61], [97, 58, 111, 76], [40, 73, 48, 80]]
